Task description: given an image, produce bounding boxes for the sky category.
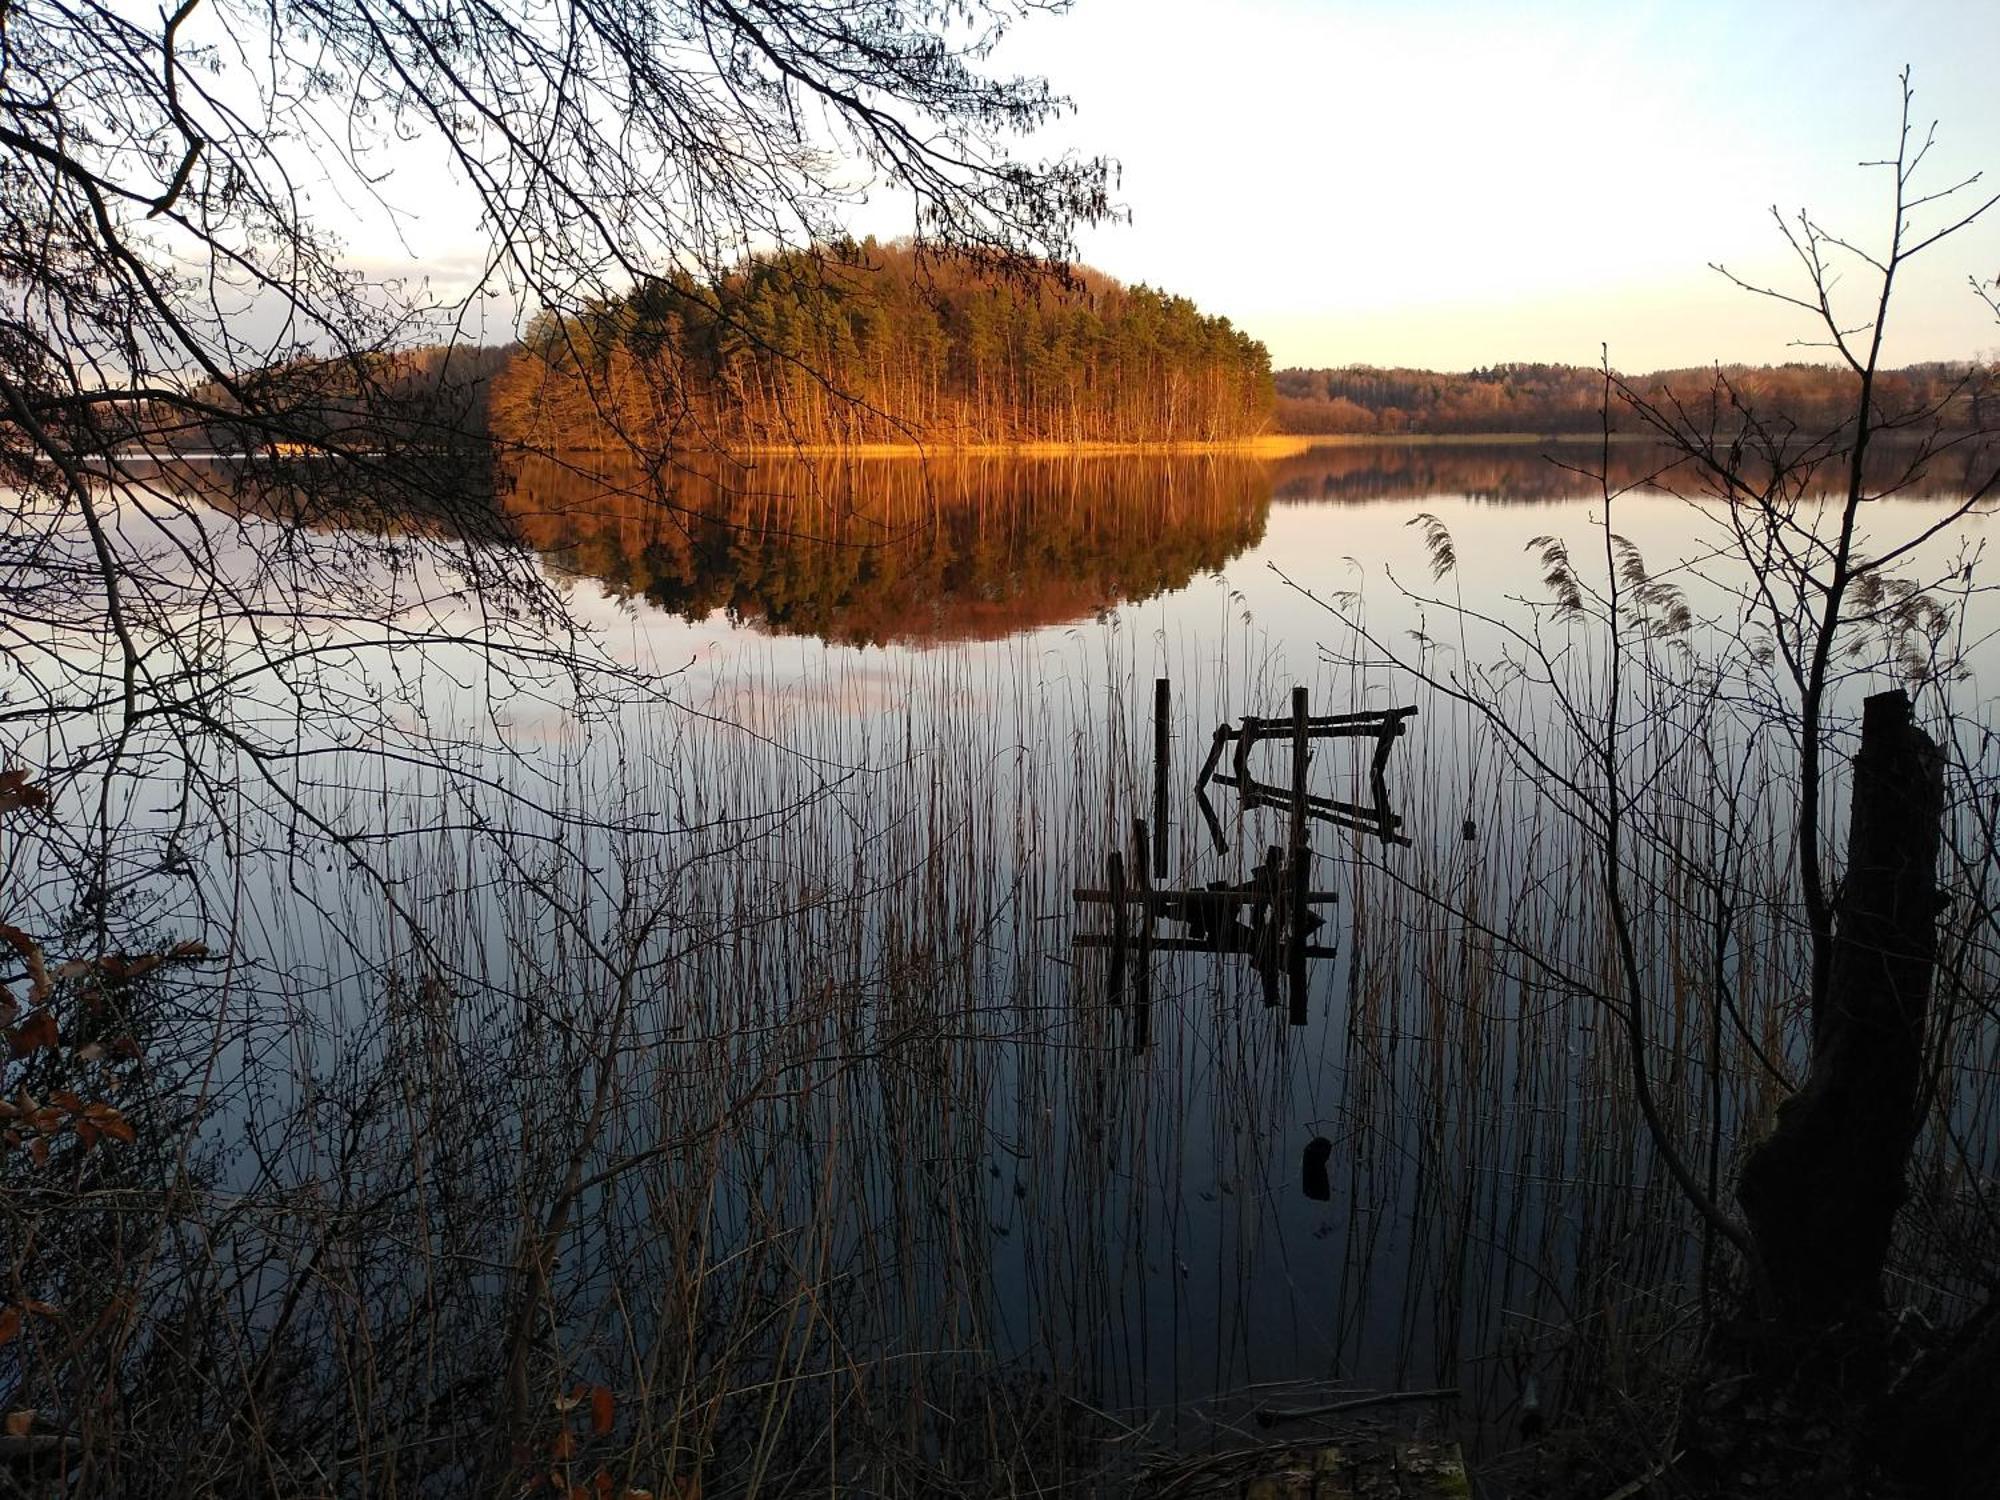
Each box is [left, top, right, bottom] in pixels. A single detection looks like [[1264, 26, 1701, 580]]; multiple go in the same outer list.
[[981, 0, 2000, 372], [338, 0, 2000, 375]]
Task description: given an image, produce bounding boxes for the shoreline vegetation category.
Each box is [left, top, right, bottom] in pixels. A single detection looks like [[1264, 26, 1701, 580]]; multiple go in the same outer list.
[[1275, 359, 1996, 435]]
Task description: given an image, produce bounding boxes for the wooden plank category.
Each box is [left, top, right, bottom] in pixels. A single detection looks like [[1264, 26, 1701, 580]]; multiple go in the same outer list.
[[1073, 888, 1341, 904], [1196, 723, 1230, 784], [1230, 707, 1414, 737], [1073, 936, 1337, 955], [1289, 686, 1310, 1026], [1194, 781, 1228, 855], [1233, 715, 1259, 786]]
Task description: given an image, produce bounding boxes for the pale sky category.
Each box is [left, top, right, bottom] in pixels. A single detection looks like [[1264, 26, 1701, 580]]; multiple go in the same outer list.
[[988, 0, 2000, 371], [339, 0, 2000, 374]]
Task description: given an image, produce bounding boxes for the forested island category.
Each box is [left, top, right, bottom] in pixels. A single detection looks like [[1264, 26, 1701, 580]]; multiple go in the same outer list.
[[487, 241, 1276, 449]]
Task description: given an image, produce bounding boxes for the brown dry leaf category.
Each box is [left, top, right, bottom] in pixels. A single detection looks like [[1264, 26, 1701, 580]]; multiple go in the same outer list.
[[550, 1429, 577, 1461], [5, 1009, 57, 1059], [589, 1384, 614, 1436], [98, 1112, 135, 1146], [27, 1135, 49, 1168], [49, 1090, 83, 1113], [0, 1307, 20, 1347], [0, 769, 47, 812], [3, 1409, 34, 1438]]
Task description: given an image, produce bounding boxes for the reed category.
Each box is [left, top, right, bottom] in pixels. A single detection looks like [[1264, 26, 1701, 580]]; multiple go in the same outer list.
[[2, 462, 1994, 1500]]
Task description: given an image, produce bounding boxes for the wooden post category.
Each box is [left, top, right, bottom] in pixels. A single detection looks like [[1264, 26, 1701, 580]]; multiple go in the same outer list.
[[1153, 677, 1171, 881], [1256, 844, 1282, 1009], [1288, 685, 1310, 1025]]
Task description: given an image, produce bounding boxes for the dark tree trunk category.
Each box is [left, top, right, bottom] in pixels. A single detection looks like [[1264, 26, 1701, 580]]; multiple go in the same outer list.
[[1737, 688, 1944, 1339]]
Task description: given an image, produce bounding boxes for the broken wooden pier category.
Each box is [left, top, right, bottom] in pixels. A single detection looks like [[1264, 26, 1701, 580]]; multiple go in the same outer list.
[[1072, 682, 1415, 1048]]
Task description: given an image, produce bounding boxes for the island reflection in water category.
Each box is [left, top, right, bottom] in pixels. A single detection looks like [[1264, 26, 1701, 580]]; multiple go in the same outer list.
[[502, 436, 1998, 651], [499, 450, 1274, 645]]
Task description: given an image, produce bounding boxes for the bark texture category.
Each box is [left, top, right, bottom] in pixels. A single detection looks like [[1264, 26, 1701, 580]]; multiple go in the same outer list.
[[1737, 688, 1944, 1335]]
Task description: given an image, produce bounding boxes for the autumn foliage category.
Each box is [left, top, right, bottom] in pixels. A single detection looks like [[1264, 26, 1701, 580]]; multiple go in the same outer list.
[[1275, 360, 1998, 435], [489, 241, 1275, 450]]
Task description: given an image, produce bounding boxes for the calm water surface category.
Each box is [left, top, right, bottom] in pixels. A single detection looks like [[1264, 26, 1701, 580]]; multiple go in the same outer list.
[[459, 440, 1994, 1418], [45, 439, 1997, 1486]]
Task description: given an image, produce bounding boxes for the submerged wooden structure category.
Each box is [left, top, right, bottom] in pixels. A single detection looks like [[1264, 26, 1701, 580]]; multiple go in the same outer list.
[[1073, 683, 1415, 1049]]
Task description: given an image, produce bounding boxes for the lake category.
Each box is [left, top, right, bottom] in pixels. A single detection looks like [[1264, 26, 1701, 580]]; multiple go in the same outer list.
[[14, 437, 1999, 1494]]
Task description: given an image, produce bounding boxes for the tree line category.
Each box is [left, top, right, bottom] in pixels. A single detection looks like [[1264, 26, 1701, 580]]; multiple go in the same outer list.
[[152, 344, 518, 455], [488, 241, 1276, 449], [1276, 359, 1997, 435]]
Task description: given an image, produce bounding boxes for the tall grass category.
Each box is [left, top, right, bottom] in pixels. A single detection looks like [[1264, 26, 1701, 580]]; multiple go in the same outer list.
[[3, 452, 1995, 1498]]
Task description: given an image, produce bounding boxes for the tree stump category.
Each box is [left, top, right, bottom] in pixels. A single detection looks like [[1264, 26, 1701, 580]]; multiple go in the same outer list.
[[1737, 688, 1943, 1343]]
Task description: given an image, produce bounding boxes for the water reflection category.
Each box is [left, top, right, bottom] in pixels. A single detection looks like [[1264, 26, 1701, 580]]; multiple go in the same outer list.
[[499, 451, 1273, 645], [1267, 435, 1998, 505], [13, 438, 1995, 1497], [498, 439, 1998, 653]]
